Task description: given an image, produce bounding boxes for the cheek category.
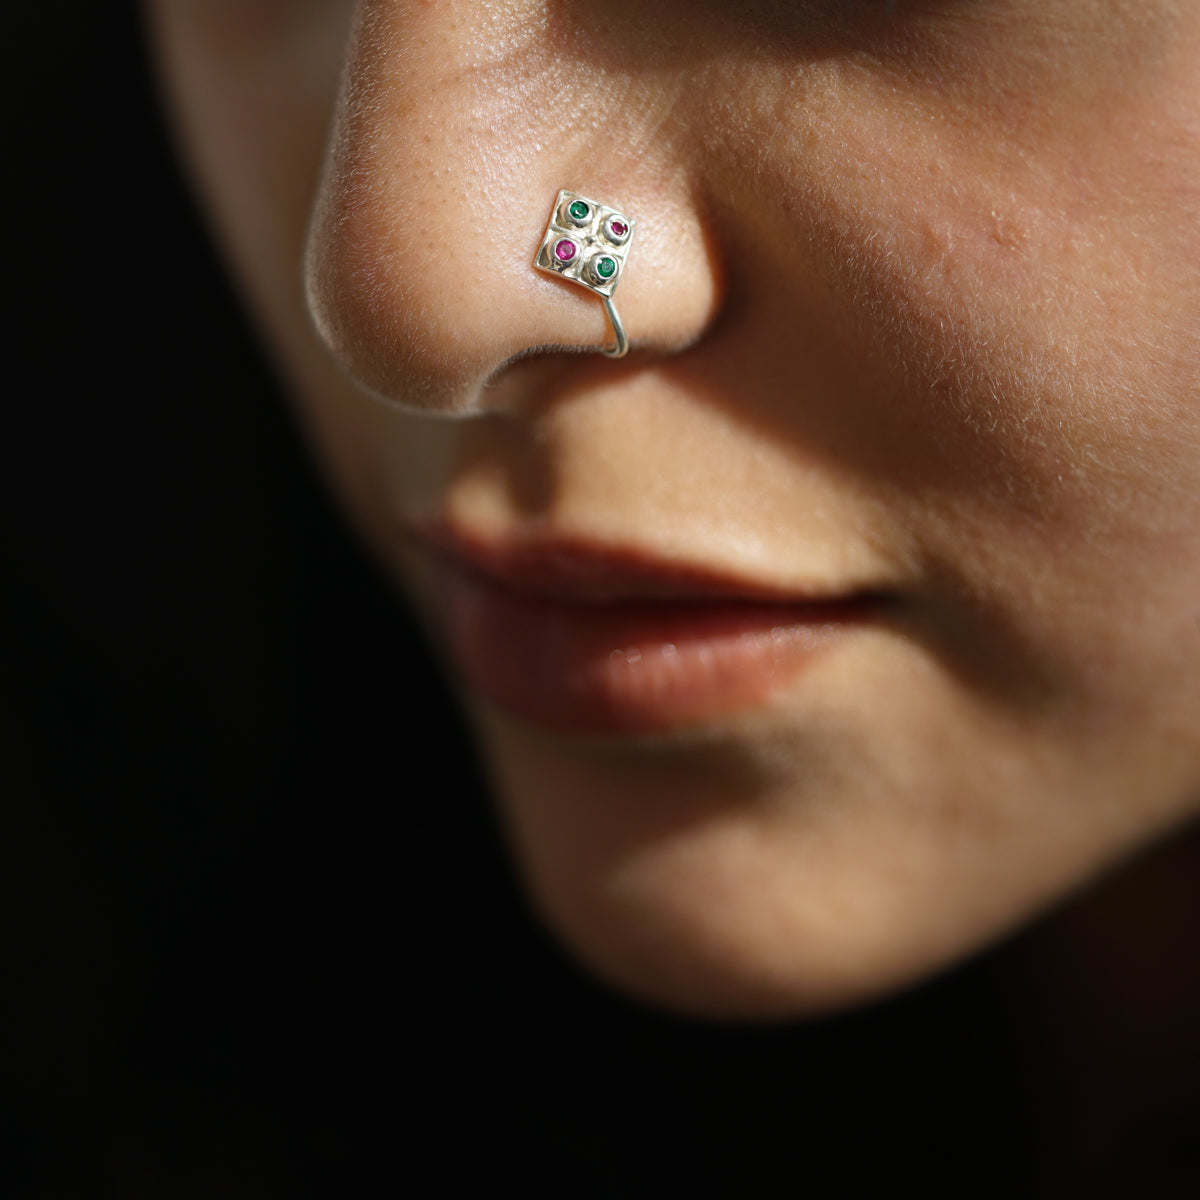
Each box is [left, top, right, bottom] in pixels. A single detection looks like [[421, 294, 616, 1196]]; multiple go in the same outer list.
[[657, 43, 1200, 800], [888, 104, 1200, 715], [746, 46, 1200, 543]]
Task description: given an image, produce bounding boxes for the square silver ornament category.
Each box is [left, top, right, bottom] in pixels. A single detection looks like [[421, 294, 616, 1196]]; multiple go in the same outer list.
[[533, 190, 635, 300]]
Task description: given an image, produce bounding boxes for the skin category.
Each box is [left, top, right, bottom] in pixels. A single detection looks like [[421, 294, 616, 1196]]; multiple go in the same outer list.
[[144, 0, 1200, 1019]]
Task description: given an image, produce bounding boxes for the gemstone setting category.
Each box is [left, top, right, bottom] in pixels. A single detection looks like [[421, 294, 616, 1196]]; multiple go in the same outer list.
[[561, 197, 592, 228], [603, 216, 630, 245], [588, 254, 618, 284]]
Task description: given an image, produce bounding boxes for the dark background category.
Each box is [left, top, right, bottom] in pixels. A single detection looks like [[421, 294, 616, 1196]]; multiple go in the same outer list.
[[1, 5, 1162, 1196]]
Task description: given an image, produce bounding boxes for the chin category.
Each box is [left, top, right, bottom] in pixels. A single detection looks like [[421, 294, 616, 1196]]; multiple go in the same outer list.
[[462, 744, 964, 1022], [515, 871, 959, 1023], [462, 636, 1200, 1021]]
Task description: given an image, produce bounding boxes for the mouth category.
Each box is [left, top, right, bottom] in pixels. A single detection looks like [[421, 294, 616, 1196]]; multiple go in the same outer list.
[[413, 525, 892, 735]]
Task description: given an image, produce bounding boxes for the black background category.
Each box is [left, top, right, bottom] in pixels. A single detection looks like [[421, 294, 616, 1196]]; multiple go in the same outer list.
[[1, 5, 1166, 1196]]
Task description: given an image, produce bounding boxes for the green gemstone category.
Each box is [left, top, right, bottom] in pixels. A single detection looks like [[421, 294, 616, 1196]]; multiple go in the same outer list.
[[596, 257, 616, 279], [568, 200, 590, 221]]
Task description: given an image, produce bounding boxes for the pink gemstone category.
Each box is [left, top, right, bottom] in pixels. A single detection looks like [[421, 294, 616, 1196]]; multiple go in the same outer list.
[[610, 221, 628, 237], [554, 238, 577, 262]]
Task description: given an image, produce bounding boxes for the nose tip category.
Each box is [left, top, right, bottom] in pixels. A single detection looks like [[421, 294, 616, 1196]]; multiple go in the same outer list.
[[301, 4, 718, 417], [303, 169, 524, 415]]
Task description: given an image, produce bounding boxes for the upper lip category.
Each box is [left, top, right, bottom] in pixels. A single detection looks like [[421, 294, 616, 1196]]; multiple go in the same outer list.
[[410, 519, 889, 606]]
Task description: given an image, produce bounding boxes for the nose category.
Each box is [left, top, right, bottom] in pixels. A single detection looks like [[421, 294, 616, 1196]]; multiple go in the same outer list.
[[303, 0, 719, 416]]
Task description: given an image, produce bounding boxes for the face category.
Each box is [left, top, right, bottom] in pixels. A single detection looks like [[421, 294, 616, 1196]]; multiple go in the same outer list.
[[145, 0, 1200, 1017]]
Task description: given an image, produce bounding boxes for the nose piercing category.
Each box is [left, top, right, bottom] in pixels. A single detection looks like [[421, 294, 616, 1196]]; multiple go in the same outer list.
[[534, 190, 635, 359]]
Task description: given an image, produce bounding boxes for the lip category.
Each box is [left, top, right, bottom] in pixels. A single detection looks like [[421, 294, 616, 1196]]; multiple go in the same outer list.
[[416, 525, 889, 734]]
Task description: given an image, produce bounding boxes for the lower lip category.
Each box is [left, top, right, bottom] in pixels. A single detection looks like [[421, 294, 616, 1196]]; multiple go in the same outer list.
[[436, 561, 871, 734]]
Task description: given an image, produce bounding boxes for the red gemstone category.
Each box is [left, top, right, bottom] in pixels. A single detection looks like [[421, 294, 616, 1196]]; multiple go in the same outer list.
[[611, 221, 628, 237], [554, 238, 577, 262]]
